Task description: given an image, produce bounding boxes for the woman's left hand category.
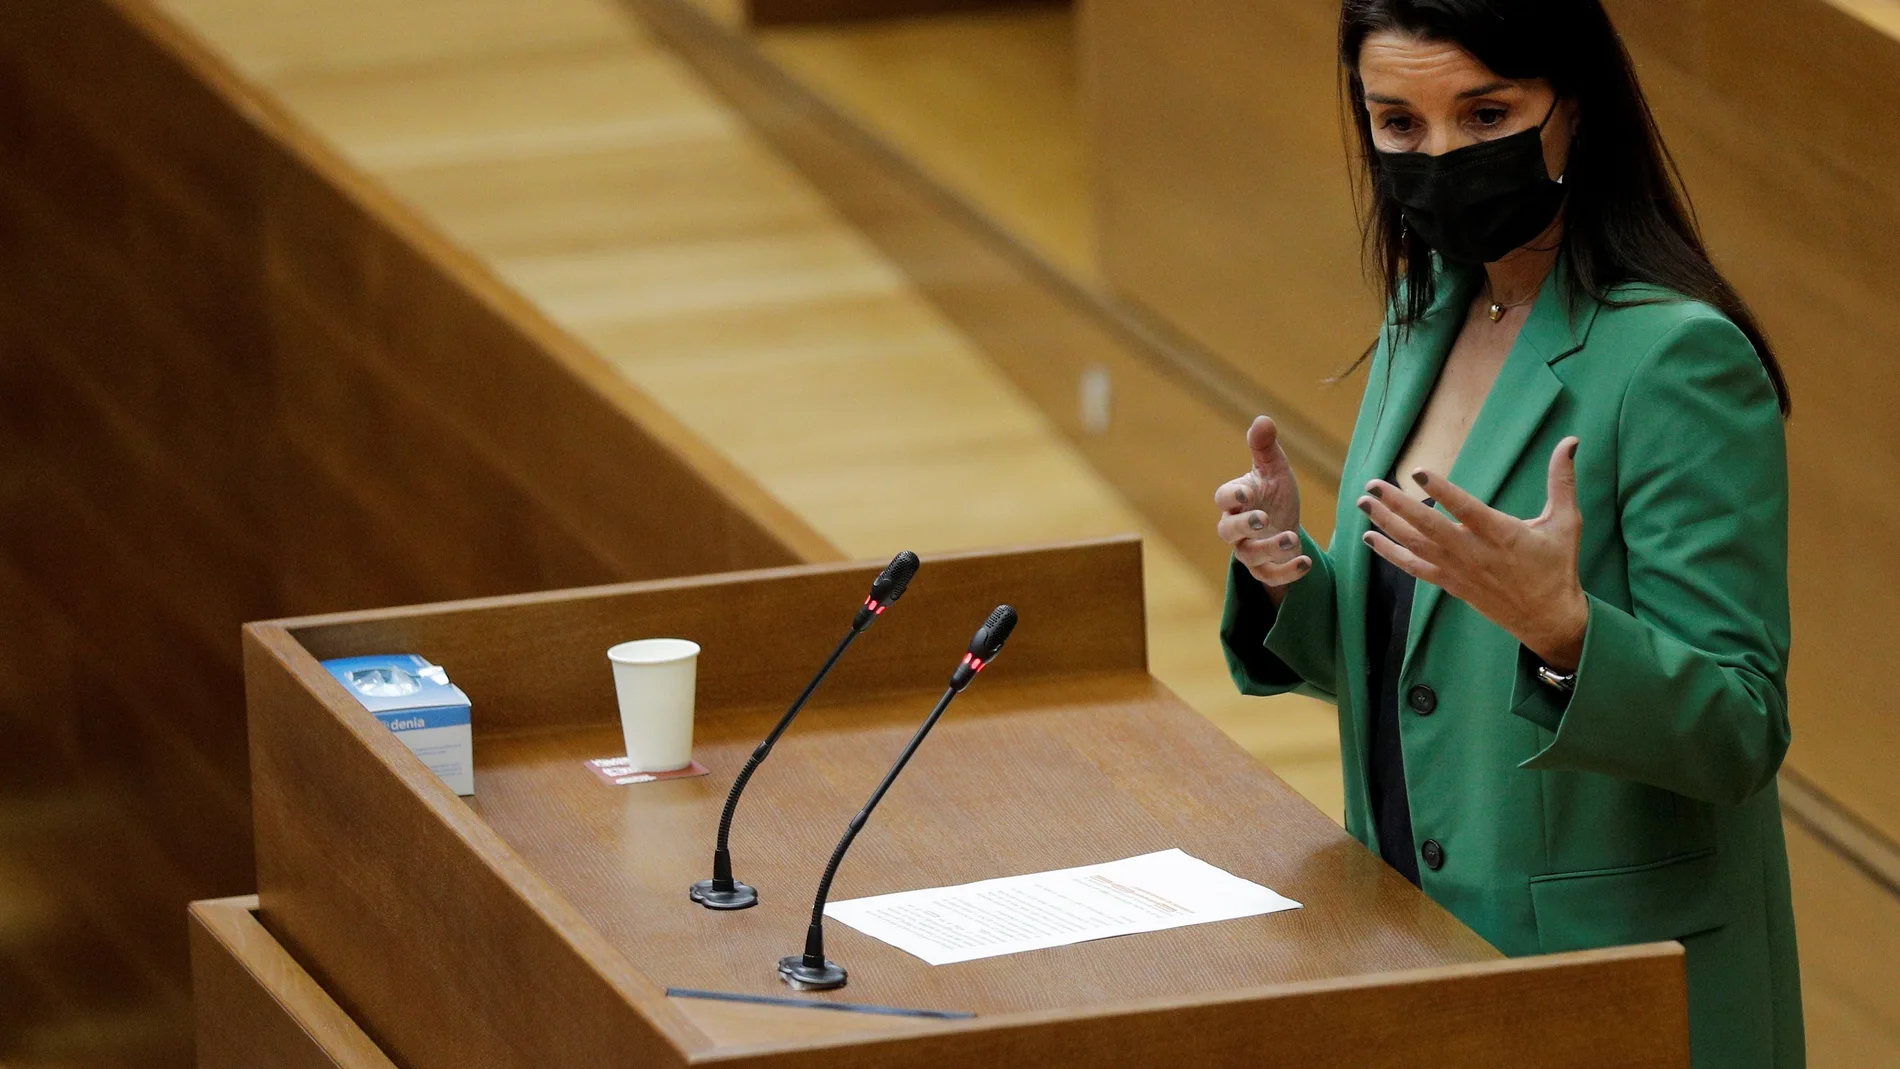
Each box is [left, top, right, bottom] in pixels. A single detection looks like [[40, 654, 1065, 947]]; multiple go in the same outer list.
[[1358, 437, 1590, 671]]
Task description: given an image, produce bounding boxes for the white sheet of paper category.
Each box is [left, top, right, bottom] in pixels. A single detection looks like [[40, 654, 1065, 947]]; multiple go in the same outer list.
[[823, 848, 1302, 966]]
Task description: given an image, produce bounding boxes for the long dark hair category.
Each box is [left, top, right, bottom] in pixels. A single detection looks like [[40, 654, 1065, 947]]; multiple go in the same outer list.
[[1338, 0, 1791, 414]]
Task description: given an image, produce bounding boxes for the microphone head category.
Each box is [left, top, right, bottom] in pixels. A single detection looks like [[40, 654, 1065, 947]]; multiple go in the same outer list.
[[968, 604, 1017, 663], [950, 605, 1016, 689], [870, 551, 920, 606], [857, 551, 919, 627]]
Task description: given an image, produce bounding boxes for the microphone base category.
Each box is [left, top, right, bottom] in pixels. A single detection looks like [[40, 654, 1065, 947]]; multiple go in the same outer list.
[[689, 879, 759, 910], [777, 955, 847, 990]]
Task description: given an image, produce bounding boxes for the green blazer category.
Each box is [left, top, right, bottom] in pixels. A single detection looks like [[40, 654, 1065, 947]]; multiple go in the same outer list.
[[1221, 257, 1802, 1068]]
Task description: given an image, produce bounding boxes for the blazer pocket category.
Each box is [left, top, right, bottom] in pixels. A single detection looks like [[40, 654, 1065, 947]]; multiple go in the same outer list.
[[1529, 848, 1730, 954]]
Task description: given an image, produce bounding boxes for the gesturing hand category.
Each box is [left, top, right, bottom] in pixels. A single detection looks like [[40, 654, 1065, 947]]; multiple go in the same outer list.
[[1358, 438, 1590, 671], [1216, 416, 1309, 599]]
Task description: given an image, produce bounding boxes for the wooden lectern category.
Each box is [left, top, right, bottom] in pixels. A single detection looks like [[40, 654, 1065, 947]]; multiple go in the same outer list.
[[230, 537, 1688, 1067]]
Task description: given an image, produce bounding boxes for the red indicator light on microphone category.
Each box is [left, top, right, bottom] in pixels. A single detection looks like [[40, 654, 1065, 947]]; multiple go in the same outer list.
[[961, 652, 974, 666], [969, 657, 985, 672]]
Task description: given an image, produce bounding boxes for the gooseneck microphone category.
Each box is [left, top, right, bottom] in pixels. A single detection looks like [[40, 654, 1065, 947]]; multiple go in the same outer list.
[[779, 605, 1018, 990], [690, 551, 921, 910]]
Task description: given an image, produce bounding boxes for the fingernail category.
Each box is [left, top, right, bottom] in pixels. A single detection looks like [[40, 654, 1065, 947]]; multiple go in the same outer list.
[[1567, 441, 1579, 459], [1249, 514, 1264, 531], [1367, 484, 1384, 499], [1280, 532, 1297, 550], [1412, 470, 1430, 488], [1297, 558, 1311, 573], [1362, 533, 1376, 547], [1356, 498, 1373, 514], [1235, 489, 1248, 505]]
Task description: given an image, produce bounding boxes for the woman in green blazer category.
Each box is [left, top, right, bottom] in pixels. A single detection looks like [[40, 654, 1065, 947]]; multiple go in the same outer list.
[[1217, 2, 1801, 1066]]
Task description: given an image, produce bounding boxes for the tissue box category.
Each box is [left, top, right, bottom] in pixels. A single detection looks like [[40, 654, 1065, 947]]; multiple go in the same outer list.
[[321, 654, 474, 796]]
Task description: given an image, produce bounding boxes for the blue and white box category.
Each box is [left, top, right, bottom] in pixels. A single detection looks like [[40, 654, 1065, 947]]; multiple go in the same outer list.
[[321, 654, 474, 796]]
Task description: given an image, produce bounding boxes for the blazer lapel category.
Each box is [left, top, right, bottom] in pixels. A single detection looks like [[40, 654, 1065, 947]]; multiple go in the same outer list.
[[1400, 260, 1600, 673], [1335, 268, 1476, 781]]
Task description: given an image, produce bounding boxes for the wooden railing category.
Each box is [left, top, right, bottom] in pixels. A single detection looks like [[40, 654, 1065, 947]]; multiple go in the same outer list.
[[0, 0, 839, 1030]]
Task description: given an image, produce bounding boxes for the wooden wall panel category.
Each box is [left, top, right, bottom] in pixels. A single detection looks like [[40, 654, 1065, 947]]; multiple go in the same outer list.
[[626, 0, 1340, 591], [1784, 818, 1900, 1066], [0, 0, 838, 1051], [747, 0, 1060, 28], [1082, 0, 1900, 844], [1081, 0, 1376, 451]]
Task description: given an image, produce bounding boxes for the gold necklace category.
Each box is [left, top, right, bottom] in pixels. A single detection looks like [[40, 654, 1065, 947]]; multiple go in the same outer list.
[[1486, 285, 1538, 322]]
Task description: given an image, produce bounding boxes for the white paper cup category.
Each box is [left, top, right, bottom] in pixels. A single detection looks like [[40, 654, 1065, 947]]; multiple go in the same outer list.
[[606, 638, 700, 772]]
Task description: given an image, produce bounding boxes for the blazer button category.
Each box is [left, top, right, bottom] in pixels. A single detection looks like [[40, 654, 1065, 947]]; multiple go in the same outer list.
[[1407, 684, 1438, 715], [1421, 839, 1445, 871]]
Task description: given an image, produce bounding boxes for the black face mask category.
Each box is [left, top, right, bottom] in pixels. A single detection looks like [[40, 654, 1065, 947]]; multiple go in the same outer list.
[[1376, 101, 1568, 265]]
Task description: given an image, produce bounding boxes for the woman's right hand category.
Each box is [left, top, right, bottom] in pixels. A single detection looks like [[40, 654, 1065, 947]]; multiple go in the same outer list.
[[1216, 416, 1310, 600]]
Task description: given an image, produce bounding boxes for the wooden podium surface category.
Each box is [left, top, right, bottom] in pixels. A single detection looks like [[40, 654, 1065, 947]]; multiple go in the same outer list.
[[241, 537, 1688, 1067]]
